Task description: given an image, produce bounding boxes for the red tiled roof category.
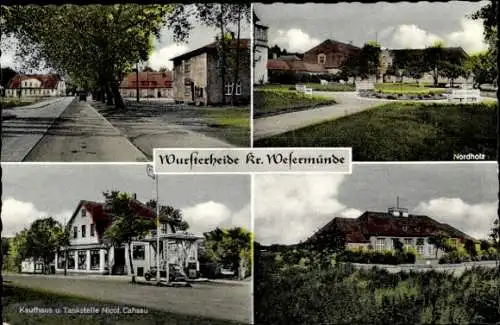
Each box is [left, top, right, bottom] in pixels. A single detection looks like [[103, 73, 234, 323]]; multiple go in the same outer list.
[[171, 39, 250, 61], [267, 59, 327, 74], [120, 71, 172, 89], [267, 59, 290, 71], [7, 74, 61, 89], [307, 210, 475, 245]]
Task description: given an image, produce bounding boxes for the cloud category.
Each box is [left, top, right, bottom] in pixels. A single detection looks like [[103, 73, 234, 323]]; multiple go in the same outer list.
[[414, 198, 497, 240], [391, 24, 442, 49], [1, 198, 72, 237], [446, 19, 488, 54], [148, 43, 189, 70], [273, 28, 321, 52], [389, 19, 487, 53], [254, 174, 357, 245], [181, 201, 249, 235]]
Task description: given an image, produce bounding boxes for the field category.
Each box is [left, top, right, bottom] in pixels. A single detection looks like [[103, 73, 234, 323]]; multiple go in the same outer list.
[[255, 250, 500, 325], [375, 83, 447, 95], [4, 284, 244, 325], [254, 102, 497, 161], [253, 86, 336, 117]]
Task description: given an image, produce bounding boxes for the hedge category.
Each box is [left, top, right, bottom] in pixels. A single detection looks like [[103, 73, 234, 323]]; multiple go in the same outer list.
[[337, 250, 416, 265]]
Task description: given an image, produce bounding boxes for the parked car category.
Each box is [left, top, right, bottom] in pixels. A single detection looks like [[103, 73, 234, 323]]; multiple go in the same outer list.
[[144, 264, 188, 282]]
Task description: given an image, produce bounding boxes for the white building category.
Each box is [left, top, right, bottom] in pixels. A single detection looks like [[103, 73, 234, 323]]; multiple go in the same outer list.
[[253, 12, 269, 85], [21, 258, 44, 274], [51, 198, 201, 278], [5, 74, 66, 98]]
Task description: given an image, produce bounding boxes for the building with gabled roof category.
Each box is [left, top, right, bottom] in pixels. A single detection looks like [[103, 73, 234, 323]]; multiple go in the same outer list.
[[171, 39, 251, 105], [253, 11, 269, 84], [303, 39, 361, 74], [305, 207, 475, 259], [119, 70, 173, 99], [51, 196, 202, 277], [5, 74, 66, 98]]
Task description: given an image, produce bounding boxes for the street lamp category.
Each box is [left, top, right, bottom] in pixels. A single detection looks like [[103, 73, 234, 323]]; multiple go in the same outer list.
[[136, 62, 140, 103]]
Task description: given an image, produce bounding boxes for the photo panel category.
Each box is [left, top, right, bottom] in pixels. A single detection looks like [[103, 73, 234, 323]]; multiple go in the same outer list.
[[252, 1, 497, 162], [1, 3, 252, 163], [253, 162, 499, 324], [1, 163, 252, 325]]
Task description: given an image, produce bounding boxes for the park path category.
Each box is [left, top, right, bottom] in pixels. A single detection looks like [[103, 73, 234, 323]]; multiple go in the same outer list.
[[5, 274, 252, 324], [2, 97, 74, 162], [253, 91, 390, 141], [23, 99, 148, 162]]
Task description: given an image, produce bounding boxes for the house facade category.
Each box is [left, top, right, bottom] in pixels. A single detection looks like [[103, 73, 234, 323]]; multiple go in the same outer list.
[[171, 39, 251, 105], [253, 12, 269, 84], [119, 71, 173, 99], [52, 198, 201, 278], [303, 39, 361, 74], [306, 207, 475, 259], [5, 74, 66, 98]]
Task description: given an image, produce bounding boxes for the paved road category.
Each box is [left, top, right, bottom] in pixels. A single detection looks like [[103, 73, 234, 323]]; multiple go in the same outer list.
[[93, 101, 234, 152], [2, 97, 74, 161], [5, 274, 252, 324], [253, 92, 390, 140], [23, 100, 148, 162]]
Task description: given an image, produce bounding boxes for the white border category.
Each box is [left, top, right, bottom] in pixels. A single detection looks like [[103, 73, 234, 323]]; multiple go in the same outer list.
[[250, 2, 255, 149], [250, 172, 255, 325]]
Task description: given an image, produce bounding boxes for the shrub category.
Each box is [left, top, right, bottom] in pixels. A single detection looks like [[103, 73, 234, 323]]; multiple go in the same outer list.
[[337, 249, 416, 265]]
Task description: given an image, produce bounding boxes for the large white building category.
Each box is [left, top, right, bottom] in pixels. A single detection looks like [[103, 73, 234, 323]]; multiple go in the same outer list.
[[5, 74, 66, 98], [253, 12, 269, 85], [50, 198, 201, 278]]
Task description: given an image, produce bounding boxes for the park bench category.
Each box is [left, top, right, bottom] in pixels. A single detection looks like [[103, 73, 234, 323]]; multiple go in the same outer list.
[[355, 81, 375, 92], [320, 79, 329, 85], [295, 84, 306, 92], [304, 88, 313, 96], [448, 89, 480, 103]]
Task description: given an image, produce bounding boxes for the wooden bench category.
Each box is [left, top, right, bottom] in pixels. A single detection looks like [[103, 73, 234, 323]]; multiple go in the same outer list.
[[448, 89, 480, 103]]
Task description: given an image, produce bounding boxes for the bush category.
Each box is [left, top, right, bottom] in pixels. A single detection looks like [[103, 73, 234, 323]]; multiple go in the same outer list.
[[337, 249, 416, 265]]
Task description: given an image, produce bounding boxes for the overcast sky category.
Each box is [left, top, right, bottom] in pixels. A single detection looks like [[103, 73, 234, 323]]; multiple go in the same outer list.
[[0, 4, 250, 72], [254, 1, 489, 54], [1, 164, 250, 238], [255, 163, 498, 245]]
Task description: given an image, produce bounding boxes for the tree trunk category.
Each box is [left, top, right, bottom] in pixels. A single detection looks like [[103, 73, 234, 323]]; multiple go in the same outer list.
[[232, 5, 242, 106], [110, 82, 125, 109], [100, 85, 106, 103], [127, 243, 135, 283], [64, 249, 68, 276], [219, 9, 226, 106], [105, 84, 114, 106]]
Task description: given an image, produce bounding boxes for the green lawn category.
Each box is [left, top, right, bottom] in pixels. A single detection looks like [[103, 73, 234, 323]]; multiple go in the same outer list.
[[253, 89, 336, 118], [0, 97, 37, 109], [255, 83, 355, 92], [254, 102, 497, 161], [202, 107, 250, 147], [375, 83, 446, 95], [4, 284, 244, 325]]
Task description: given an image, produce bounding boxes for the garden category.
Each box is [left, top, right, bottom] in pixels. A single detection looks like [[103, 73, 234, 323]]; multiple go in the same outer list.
[[253, 85, 336, 118], [254, 241, 500, 325], [254, 101, 497, 161]]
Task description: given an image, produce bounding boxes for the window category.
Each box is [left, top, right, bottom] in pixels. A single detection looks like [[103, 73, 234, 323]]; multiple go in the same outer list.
[[404, 238, 413, 248], [81, 225, 86, 238], [81, 208, 86, 217], [183, 61, 191, 73], [73, 226, 78, 239], [225, 82, 242, 96], [90, 224, 95, 237], [57, 251, 66, 269], [161, 223, 168, 234], [133, 245, 145, 260], [375, 238, 385, 251], [68, 251, 75, 269], [235, 81, 242, 95], [417, 245, 424, 256], [90, 249, 100, 270], [318, 53, 326, 65], [184, 85, 191, 97], [195, 86, 204, 98], [77, 250, 87, 270]]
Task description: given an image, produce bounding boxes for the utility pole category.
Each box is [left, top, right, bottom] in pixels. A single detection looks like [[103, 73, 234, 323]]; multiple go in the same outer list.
[[136, 62, 140, 103], [146, 165, 160, 284]]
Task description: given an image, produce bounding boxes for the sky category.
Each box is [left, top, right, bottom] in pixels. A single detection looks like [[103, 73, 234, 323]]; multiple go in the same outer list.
[[254, 1, 489, 54], [0, 4, 250, 72], [254, 163, 498, 245], [1, 164, 250, 238]]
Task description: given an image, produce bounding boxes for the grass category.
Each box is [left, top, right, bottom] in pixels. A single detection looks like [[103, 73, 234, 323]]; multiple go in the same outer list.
[[0, 97, 38, 109], [3, 284, 244, 325], [375, 83, 447, 95], [254, 102, 497, 161], [253, 89, 336, 118], [202, 107, 250, 147], [255, 83, 355, 92]]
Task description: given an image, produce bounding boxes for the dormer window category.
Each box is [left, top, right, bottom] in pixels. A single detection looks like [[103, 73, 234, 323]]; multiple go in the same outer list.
[[318, 53, 326, 65]]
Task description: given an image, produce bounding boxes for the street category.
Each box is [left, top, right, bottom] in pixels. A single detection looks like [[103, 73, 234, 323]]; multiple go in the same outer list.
[[1, 97, 74, 161], [4, 274, 252, 324]]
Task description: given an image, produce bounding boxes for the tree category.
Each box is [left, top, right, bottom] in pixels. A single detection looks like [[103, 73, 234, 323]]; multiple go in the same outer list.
[[158, 66, 169, 72], [203, 227, 252, 279], [56, 224, 71, 276], [464, 239, 477, 258], [393, 238, 404, 254], [359, 41, 382, 80], [465, 51, 497, 89], [390, 49, 411, 83], [0, 67, 17, 91], [424, 41, 445, 86], [145, 200, 189, 231], [102, 191, 155, 283], [427, 234, 449, 259], [440, 61, 467, 87], [25, 217, 66, 273], [340, 54, 361, 83], [4, 229, 28, 272]]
